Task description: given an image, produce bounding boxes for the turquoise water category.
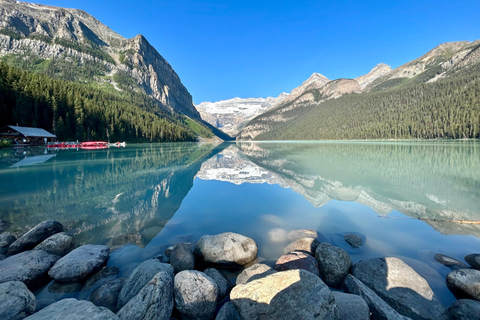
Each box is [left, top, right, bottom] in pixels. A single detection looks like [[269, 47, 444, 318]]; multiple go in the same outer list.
[[1, 141, 479, 304]]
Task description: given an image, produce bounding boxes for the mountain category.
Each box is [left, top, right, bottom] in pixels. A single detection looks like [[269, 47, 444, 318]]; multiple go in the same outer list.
[[238, 40, 480, 141], [195, 93, 288, 136], [0, 0, 201, 121]]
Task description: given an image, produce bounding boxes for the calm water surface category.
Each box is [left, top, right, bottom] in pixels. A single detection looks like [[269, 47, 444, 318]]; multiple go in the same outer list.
[[1, 141, 479, 304]]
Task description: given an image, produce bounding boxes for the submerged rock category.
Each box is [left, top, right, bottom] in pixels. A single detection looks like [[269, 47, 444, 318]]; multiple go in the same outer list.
[[315, 242, 351, 287], [446, 268, 480, 300], [465, 254, 480, 270], [287, 229, 319, 241], [89, 278, 125, 312], [34, 232, 74, 257], [332, 291, 369, 320], [204, 267, 233, 300], [448, 299, 480, 320], [352, 257, 447, 320], [79, 266, 119, 300], [8, 220, 63, 255], [434, 254, 469, 270], [170, 243, 195, 274], [235, 263, 277, 285], [24, 298, 119, 320], [194, 232, 257, 267], [48, 245, 110, 283], [174, 270, 218, 320], [0, 232, 16, 254], [283, 237, 319, 255], [231, 269, 340, 320], [0, 281, 36, 320], [344, 233, 363, 248], [274, 250, 319, 276]]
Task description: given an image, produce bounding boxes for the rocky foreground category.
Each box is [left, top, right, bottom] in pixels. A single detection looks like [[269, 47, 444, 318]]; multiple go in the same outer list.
[[1, 221, 480, 319]]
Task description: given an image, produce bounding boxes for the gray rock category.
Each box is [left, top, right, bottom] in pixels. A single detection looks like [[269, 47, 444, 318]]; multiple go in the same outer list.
[[236, 263, 277, 285], [170, 243, 195, 274], [0, 281, 36, 320], [89, 278, 125, 312], [287, 229, 319, 241], [153, 253, 170, 263], [448, 299, 480, 320], [434, 254, 469, 270], [79, 266, 119, 300], [231, 269, 340, 320], [315, 242, 351, 287], [446, 268, 480, 300], [216, 302, 242, 320], [24, 298, 119, 320], [332, 292, 369, 320], [204, 268, 232, 300], [117, 271, 173, 320], [8, 220, 63, 255], [274, 250, 319, 276], [174, 270, 218, 320], [0, 232, 16, 254], [33, 232, 74, 257], [283, 237, 319, 255], [465, 254, 480, 270], [117, 259, 173, 308], [342, 274, 409, 320], [194, 232, 257, 267], [352, 257, 447, 320], [344, 233, 363, 248], [48, 245, 110, 283], [165, 246, 174, 257], [0, 250, 59, 287]]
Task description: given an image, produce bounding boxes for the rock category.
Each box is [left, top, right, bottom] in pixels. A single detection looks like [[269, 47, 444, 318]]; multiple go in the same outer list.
[[24, 298, 119, 320], [117, 259, 173, 308], [79, 266, 119, 300], [170, 243, 195, 274], [33, 232, 74, 257], [204, 268, 232, 300], [153, 253, 170, 263], [344, 233, 363, 248], [48, 281, 83, 295], [287, 229, 319, 241], [216, 302, 242, 320], [164, 246, 174, 258], [352, 257, 447, 320], [283, 237, 319, 255], [231, 269, 340, 320], [465, 254, 480, 270], [8, 220, 64, 255], [315, 242, 351, 287], [0, 232, 16, 254], [89, 278, 125, 312], [448, 299, 480, 320], [194, 232, 257, 268], [174, 270, 218, 320], [236, 263, 277, 285], [0, 250, 59, 287], [48, 245, 110, 283], [446, 268, 480, 300], [268, 228, 288, 243], [117, 271, 173, 320], [274, 250, 319, 276], [0, 281, 36, 320], [332, 292, 369, 320], [342, 274, 409, 320], [434, 254, 469, 270]]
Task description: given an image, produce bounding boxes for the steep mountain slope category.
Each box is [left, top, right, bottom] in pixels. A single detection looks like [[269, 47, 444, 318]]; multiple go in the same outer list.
[[195, 93, 288, 136], [0, 0, 201, 121]]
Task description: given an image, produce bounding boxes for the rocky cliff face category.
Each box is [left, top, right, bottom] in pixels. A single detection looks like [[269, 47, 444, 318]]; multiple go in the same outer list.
[[355, 63, 392, 90], [0, 0, 201, 120]]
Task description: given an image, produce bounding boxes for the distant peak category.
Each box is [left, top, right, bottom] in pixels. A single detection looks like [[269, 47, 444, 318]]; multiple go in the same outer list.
[[370, 63, 392, 73], [309, 72, 329, 80]]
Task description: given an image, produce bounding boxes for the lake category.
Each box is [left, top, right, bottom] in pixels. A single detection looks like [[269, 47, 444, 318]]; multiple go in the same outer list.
[[1, 140, 479, 305]]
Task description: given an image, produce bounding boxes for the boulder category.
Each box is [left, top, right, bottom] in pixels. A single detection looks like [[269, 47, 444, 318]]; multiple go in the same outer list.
[[465, 254, 480, 270], [33, 232, 74, 257], [283, 237, 319, 255], [79, 266, 119, 300], [117, 259, 173, 308], [170, 243, 195, 274], [448, 299, 480, 320], [446, 268, 480, 300], [89, 278, 125, 312], [236, 263, 277, 285], [216, 302, 242, 320], [231, 269, 340, 320], [0, 250, 59, 287], [332, 291, 369, 320], [24, 298, 119, 320], [204, 268, 233, 300], [342, 274, 409, 320], [434, 254, 469, 270], [0, 281, 36, 320], [48, 245, 110, 283], [352, 257, 447, 320], [174, 270, 218, 320], [315, 242, 351, 286], [117, 271, 173, 320], [344, 233, 363, 248], [8, 221, 63, 255], [287, 229, 319, 241], [194, 232, 257, 267], [274, 250, 319, 276], [0, 232, 16, 254]]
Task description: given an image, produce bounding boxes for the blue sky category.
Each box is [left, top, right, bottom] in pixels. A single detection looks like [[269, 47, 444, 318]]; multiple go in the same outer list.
[[35, 0, 480, 103]]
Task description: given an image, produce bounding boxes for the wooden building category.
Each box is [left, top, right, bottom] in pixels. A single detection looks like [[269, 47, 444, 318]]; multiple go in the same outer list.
[[0, 125, 56, 145]]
